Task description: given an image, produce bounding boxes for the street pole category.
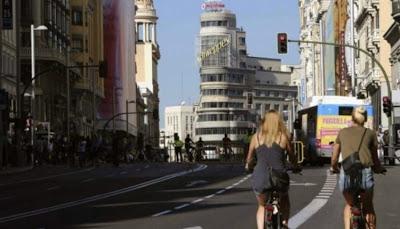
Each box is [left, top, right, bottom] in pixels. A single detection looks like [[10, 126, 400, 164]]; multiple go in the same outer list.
[[92, 67, 96, 136], [112, 87, 115, 133], [30, 24, 35, 146], [126, 100, 128, 137], [66, 46, 70, 144]]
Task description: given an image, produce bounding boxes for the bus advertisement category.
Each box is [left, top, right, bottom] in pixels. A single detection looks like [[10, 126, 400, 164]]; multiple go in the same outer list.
[[297, 96, 373, 165]]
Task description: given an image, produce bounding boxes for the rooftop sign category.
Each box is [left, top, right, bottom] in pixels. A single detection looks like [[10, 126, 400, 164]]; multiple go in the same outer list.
[[201, 0, 225, 12]]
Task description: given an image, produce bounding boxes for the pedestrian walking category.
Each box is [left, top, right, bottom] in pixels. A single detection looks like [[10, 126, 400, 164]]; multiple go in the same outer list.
[[78, 136, 87, 167], [185, 134, 194, 162], [222, 133, 233, 160]]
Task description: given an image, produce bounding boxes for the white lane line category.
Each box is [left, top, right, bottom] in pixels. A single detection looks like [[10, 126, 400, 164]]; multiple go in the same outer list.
[[174, 204, 190, 210], [0, 164, 208, 224], [120, 171, 127, 175], [144, 165, 150, 169], [183, 227, 203, 229], [105, 174, 115, 178], [289, 170, 337, 228], [136, 169, 141, 171], [152, 210, 172, 217], [153, 174, 252, 217], [81, 178, 95, 183], [191, 198, 204, 204], [0, 168, 94, 187], [46, 186, 60, 191], [205, 194, 215, 199]]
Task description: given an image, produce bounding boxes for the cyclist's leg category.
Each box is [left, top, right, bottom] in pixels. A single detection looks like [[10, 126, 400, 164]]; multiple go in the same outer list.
[[255, 193, 267, 229], [280, 192, 290, 227], [343, 192, 354, 229], [361, 190, 376, 229]]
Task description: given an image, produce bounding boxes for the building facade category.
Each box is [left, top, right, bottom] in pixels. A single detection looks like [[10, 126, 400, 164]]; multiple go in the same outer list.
[[195, 2, 297, 151], [354, 0, 392, 130], [0, 0, 17, 167], [98, 0, 137, 137], [135, 0, 160, 147], [70, 0, 104, 137], [19, 0, 81, 136]]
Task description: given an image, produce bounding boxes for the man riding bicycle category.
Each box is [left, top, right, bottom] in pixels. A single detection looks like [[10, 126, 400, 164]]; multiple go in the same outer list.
[[331, 106, 386, 229]]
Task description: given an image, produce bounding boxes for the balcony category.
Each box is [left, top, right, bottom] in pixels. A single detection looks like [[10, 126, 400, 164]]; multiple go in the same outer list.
[[20, 47, 66, 65], [392, 0, 400, 23]]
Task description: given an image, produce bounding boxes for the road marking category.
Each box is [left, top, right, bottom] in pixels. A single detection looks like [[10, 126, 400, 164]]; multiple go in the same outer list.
[[185, 180, 208, 188], [152, 210, 172, 217], [105, 174, 115, 178], [153, 174, 252, 217], [120, 171, 127, 175], [81, 178, 95, 183], [144, 165, 150, 169], [0, 168, 94, 187], [290, 182, 316, 186], [46, 186, 60, 191], [289, 170, 337, 228], [136, 169, 141, 171], [205, 194, 215, 199], [174, 204, 190, 210], [183, 227, 203, 229], [0, 164, 207, 224]]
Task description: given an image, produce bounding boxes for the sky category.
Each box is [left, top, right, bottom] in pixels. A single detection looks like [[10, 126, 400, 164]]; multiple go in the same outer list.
[[155, 0, 301, 128]]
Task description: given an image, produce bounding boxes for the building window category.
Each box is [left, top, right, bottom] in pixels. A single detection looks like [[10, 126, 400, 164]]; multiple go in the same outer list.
[[137, 23, 144, 42], [148, 23, 154, 42], [274, 104, 280, 111], [239, 37, 246, 45], [72, 8, 83, 25], [72, 36, 83, 52]]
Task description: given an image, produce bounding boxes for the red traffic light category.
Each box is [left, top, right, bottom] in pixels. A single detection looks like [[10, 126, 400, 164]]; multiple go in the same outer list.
[[383, 96, 390, 103], [277, 33, 288, 54]]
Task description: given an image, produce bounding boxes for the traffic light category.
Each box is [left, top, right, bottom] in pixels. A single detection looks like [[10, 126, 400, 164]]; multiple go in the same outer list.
[[99, 60, 107, 78], [383, 96, 392, 117], [277, 33, 288, 54]]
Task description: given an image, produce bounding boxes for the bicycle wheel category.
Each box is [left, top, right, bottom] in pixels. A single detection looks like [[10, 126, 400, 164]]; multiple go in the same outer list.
[[350, 207, 365, 229], [265, 204, 274, 229]]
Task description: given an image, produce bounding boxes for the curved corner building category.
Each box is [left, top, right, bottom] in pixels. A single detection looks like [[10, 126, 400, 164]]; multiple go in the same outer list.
[[195, 5, 254, 151]]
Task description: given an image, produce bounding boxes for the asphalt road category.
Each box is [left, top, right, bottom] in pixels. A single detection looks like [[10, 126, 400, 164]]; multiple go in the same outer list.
[[0, 163, 399, 229]]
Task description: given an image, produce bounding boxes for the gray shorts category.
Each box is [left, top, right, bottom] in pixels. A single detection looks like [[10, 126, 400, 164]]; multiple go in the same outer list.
[[339, 167, 374, 193]]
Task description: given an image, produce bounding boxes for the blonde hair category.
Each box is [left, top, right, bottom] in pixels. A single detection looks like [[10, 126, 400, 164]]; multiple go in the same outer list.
[[261, 110, 288, 147], [352, 106, 367, 125]]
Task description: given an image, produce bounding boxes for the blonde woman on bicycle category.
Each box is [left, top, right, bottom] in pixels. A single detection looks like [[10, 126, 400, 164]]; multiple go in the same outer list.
[[245, 110, 297, 229], [331, 106, 386, 229]]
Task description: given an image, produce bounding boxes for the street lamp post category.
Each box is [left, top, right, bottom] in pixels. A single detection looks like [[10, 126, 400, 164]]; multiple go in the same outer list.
[[126, 100, 136, 137], [112, 87, 122, 133], [30, 24, 47, 146]]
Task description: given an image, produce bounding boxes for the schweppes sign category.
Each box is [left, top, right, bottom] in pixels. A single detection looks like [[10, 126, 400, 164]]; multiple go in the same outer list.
[[200, 38, 230, 60]]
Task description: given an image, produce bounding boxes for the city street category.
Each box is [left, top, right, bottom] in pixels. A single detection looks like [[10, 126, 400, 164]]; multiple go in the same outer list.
[[0, 163, 399, 229]]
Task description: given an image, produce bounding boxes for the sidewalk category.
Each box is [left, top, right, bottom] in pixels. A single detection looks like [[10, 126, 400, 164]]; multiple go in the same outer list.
[[0, 165, 34, 175]]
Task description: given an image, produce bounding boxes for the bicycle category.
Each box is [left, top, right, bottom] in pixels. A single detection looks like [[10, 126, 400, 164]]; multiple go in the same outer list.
[[331, 167, 386, 229], [264, 167, 302, 229]]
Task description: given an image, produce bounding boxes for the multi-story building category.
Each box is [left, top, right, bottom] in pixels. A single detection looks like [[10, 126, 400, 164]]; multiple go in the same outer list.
[[165, 105, 196, 141], [19, 0, 80, 135], [195, 1, 297, 151], [384, 1, 400, 124], [135, 0, 160, 147], [0, 0, 17, 167], [98, 0, 137, 138], [70, 0, 104, 137], [355, 0, 393, 129]]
